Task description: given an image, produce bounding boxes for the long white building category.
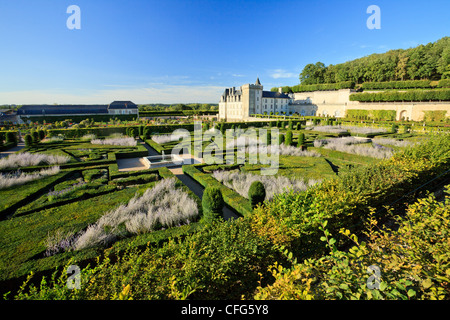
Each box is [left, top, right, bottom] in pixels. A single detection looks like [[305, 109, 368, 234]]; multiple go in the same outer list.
[[219, 78, 291, 121]]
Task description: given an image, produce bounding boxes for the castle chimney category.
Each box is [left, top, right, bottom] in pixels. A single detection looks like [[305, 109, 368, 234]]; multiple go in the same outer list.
[[278, 87, 283, 94]]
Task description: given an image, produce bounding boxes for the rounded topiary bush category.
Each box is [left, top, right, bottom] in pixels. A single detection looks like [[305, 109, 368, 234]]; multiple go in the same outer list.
[[202, 187, 224, 222], [248, 181, 266, 209], [24, 134, 33, 147], [38, 130, 45, 141], [32, 131, 39, 144], [6, 132, 16, 144]]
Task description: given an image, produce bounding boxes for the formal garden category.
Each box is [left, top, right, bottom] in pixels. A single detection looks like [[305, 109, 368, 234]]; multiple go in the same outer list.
[[0, 115, 449, 300]]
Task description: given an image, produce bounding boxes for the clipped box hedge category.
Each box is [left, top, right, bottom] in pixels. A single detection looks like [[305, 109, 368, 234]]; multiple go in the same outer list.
[[0, 171, 73, 219], [349, 89, 450, 102], [437, 79, 450, 88], [183, 164, 253, 217], [361, 80, 433, 90], [346, 109, 397, 121], [289, 81, 355, 93]]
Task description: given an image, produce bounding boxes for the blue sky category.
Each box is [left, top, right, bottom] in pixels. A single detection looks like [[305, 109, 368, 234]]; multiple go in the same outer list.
[[0, 0, 449, 104]]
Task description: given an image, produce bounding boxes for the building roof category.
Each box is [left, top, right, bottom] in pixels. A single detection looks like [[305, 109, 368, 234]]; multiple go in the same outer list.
[[16, 101, 138, 115], [255, 77, 261, 85], [108, 101, 138, 109], [17, 105, 109, 115], [221, 88, 242, 99], [262, 91, 290, 99]]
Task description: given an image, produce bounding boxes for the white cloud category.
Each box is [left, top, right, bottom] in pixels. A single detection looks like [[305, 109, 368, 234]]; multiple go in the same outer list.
[[269, 69, 296, 79], [0, 84, 225, 105]]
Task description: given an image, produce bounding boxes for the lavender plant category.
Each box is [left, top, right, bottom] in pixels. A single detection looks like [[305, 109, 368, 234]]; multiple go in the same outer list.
[[151, 132, 189, 144], [0, 152, 70, 169], [372, 138, 412, 148], [212, 170, 321, 201], [91, 137, 137, 147], [42, 135, 65, 143], [44, 229, 81, 257], [47, 181, 87, 202], [0, 166, 61, 190], [316, 137, 393, 159], [343, 126, 387, 135], [245, 144, 321, 158], [70, 178, 198, 251], [307, 126, 349, 135], [80, 134, 96, 141]]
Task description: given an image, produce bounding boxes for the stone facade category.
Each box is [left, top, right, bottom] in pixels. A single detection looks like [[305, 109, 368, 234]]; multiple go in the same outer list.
[[292, 90, 450, 121], [219, 81, 450, 121], [219, 78, 290, 121]]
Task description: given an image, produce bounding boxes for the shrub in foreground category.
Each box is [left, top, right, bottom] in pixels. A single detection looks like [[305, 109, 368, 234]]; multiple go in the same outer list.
[[254, 187, 450, 300]]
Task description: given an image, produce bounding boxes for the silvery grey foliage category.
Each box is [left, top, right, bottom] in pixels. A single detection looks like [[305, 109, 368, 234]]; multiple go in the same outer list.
[[342, 126, 387, 135], [308, 126, 349, 134], [0, 152, 70, 169], [71, 178, 198, 251], [44, 229, 81, 257], [245, 144, 321, 158], [151, 132, 190, 144], [80, 134, 96, 141], [0, 166, 61, 190], [90, 137, 137, 146], [42, 135, 65, 143], [314, 137, 393, 159], [372, 138, 412, 148], [212, 170, 321, 201]]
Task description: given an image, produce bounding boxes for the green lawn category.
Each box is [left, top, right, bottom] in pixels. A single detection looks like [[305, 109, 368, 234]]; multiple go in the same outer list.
[[0, 172, 69, 217], [0, 182, 154, 282]]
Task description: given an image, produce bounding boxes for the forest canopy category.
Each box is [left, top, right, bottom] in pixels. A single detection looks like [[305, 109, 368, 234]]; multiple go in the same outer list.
[[299, 37, 450, 85]]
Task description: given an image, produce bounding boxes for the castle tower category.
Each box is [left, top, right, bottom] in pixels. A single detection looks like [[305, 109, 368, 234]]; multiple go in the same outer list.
[[241, 78, 263, 118]]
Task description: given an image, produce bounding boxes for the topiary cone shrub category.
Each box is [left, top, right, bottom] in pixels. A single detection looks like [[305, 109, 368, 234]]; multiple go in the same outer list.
[[249, 181, 266, 209], [202, 187, 224, 222], [285, 130, 293, 146], [297, 133, 305, 148], [24, 134, 33, 147]]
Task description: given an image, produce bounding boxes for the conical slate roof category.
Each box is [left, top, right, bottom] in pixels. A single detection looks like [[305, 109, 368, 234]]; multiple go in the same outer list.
[[255, 77, 261, 85]]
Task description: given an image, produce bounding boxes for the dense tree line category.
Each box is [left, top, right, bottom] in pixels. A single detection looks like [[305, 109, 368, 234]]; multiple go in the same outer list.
[[139, 103, 218, 112], [299, 37, 450, 85]]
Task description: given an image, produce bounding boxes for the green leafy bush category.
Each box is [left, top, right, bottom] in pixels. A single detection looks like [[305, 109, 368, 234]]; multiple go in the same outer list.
[[437, 79, 450, 88], [202, 187, 224, 221], [110, 173, 158, 187], [290, 81, 355, 92], [361, 80, 432, 90], [297, 133, 305, 147], [349, 89, 450, 102], [285, 130, 293, 146], [423, 110, 447, 122], [6, 132, 17, 145], [24, 134, 33, 147], [248, 181, 266, 209], [346, 109, 396, 121], [183, 165, 252, 217], [255, 188, 450, 300]]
